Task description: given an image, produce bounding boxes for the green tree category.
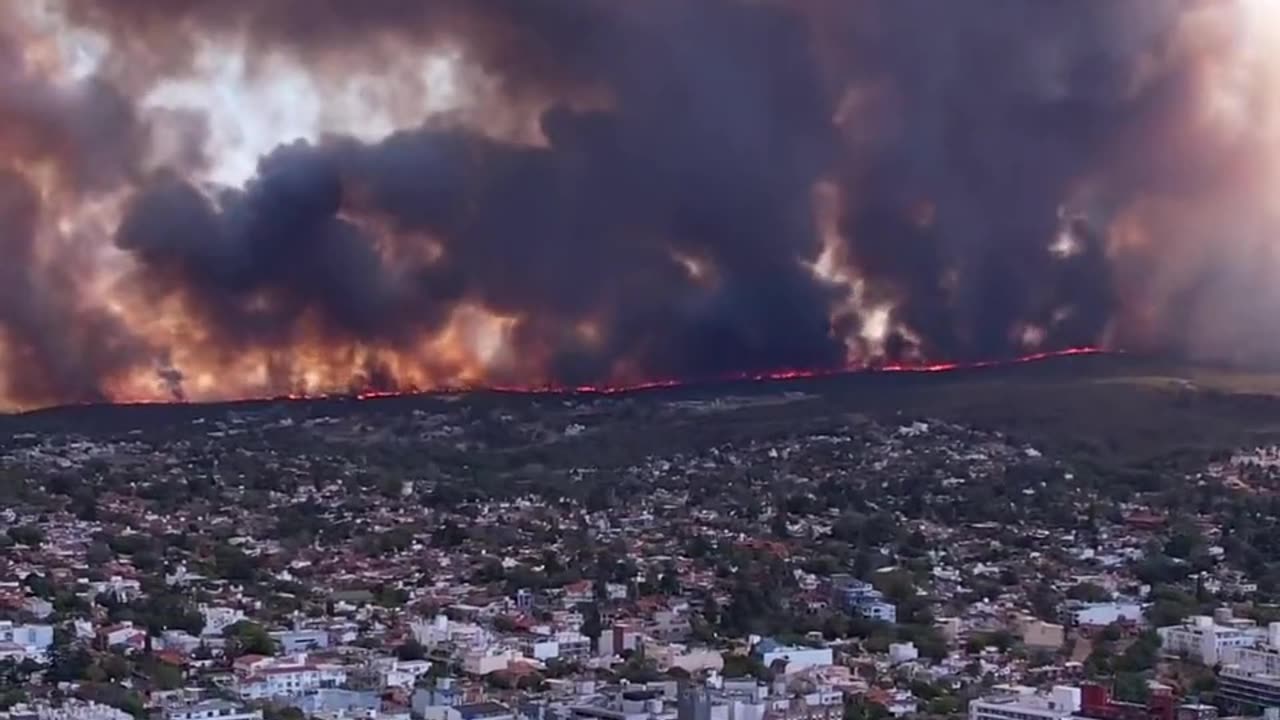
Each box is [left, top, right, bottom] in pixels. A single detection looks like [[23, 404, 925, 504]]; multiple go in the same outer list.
[[224, 621, 278, 657], [0, 688, 28, 711], [148, 661, 184, 690], [7, 526, 44, 547], [844, 698, 890, 720], [1165, 524, 1205, 560], [1116, 631, 1161, 673], [1114, 672, 1150, 704], [1146, 585, 1198, 628], [1066, 582, 1113, 603]]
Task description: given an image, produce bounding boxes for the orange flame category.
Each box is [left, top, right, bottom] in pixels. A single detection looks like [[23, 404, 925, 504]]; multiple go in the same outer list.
[[82, 345, 1105, 408]]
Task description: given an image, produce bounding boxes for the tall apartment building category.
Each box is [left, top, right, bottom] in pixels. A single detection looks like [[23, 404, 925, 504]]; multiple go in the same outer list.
[[1158, 609, 1266, 665], [1218, 623, 1280, 711]]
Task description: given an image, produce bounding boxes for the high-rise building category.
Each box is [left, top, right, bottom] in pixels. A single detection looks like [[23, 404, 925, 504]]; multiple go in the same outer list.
[[1217, 622, 1280, 711]]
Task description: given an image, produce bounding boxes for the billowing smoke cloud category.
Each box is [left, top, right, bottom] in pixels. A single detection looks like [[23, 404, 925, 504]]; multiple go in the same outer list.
[[0, 0, 1277, 409]]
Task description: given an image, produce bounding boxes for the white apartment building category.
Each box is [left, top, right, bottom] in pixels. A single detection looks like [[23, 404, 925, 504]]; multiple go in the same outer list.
[[526, 632, 593, 662], [236, 660, 349, 701], [1159, 614, 1265, 665], [1217, 623, 1280, 710], [969, 686, 1081, 720], [411, 615, 492, 651]]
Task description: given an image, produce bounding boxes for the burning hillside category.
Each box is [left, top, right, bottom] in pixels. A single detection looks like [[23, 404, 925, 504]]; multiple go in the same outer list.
[[91, 345, 1107, 410], [1, 1, 1279, 410]]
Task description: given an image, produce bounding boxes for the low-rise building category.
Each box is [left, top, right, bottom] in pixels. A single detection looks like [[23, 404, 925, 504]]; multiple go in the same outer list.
[[200, 606, 247, 638], [754, 639, 833, 673], [525, 632, 592, 662], [163, 699, 263, 720], [1022, 620, 1066, 650], [0, 621, 53, 663], [969, 685, 1082, 720], [271, 629, 331, 655], [888, 642, 918, 665], [1064, 602, 1144, 629], [234, 654, 349, 701], [831, 577, 897, 624], [1159, 614, 1265, 665], [462, 649, 518, 677]]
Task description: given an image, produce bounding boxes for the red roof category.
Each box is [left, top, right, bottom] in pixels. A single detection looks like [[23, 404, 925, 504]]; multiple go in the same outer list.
[[156, 651, 189, 666]]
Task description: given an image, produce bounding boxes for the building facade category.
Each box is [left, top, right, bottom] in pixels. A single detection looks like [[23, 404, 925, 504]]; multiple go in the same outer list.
[[1216, 624, 1280, 711], [0, 622, 53, 663], [969, 686, 1081, 720], [164, 700, 263, 720], [1158, 615, 1264, 665], [830, 577, 897, 624]]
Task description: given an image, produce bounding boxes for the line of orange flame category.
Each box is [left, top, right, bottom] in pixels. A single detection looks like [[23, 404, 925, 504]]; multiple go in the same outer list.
[[52, 346, 1108, 411], [341, 345, 1109, 401]]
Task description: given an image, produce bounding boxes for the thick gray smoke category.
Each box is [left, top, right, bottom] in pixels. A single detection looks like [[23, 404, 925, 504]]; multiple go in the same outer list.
[[0, 0, 1273, 408]]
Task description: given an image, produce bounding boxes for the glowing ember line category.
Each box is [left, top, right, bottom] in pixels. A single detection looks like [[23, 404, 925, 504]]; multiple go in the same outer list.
[[300, 346, 1111, 401], [49, 347, 1110, 411]]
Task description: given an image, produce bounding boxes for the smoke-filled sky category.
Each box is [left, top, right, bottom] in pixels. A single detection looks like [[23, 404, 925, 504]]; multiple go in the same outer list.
[[2, 0, 1280, 410]]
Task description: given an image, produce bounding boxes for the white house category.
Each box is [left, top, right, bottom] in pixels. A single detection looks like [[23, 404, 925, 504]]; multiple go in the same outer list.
[[0, 621, 53, 663], [411, 615, 491, 651], [888, 642, 919, 665], [201, 606, 247, 637], [1067, 602, 1144, 628], [525, 632, 592, 662], [647, 644, 725, 674], [233, 655, 349, 700], [754, 640, 833, 673], [969, 686, 1080, 720], [462, 649, 518, 677], [383, 659, 433, 690]]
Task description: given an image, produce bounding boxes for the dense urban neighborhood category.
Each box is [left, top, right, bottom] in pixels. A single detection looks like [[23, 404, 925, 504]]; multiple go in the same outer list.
[[5, 364, 1280, 720]]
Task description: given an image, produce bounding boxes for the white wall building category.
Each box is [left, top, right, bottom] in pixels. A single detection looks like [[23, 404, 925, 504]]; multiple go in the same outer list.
[[0, 621, 53, 663], [412, 616, 492, 651], [462, 649, 518, 676], [969, 686, 1081, 720], [200, 606, 247, 637], [526, 632, 593, 662], [1218, 622, 1280, 709], [235, 658, 349, 701], [383, 659, 433, 690], [754, 641, 834, 673], [1159, 615, 1264, 665], [1068, 602, 1144, 628], [888, 642, 919, 665], [647, 643, 725, 674]]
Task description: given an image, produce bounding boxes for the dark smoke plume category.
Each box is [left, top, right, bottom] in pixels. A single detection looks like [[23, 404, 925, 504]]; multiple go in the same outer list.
[[0, 0, 1274, 408]]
